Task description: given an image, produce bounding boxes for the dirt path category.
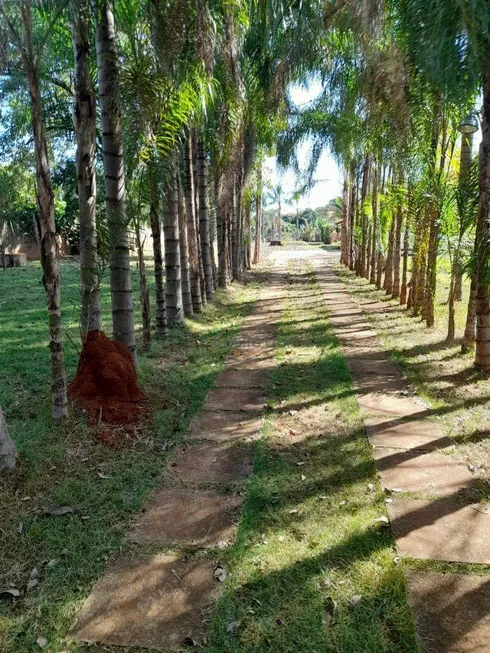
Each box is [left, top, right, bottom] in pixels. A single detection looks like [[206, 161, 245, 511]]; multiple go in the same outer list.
[[314, 250, 490, 653]]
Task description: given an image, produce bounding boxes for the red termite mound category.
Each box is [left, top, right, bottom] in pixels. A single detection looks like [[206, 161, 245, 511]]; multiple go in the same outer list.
[[69, 330, 144, 425]]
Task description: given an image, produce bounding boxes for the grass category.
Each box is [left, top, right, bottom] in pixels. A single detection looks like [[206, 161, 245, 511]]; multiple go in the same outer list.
[[208, 258, 416, 652], [333, 258, 490, 476], [0, 259, 263, 652]]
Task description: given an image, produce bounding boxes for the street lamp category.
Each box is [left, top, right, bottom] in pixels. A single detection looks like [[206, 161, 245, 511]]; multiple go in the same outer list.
[[457, 112, 479, 134]]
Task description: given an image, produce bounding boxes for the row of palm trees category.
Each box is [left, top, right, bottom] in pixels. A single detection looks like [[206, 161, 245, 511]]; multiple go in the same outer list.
[[1, 0, 314, 423], [278, 1, 490, 371]]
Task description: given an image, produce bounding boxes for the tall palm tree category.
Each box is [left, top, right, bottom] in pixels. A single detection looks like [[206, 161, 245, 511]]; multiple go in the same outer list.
[[92, 0, 135, 356], [0, 0, 69, 421], [71, 0, 101, 336]]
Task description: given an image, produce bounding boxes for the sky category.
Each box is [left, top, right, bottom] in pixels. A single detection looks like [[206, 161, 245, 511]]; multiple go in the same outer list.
[[265, 82, 342, 213]]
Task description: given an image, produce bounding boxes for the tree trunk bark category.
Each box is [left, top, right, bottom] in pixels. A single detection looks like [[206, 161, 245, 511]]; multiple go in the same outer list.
[[20, 1, 68, 421], [447, 272, 456, 342], [400, 216, 409, 305], [184, 135, 203, 313], [163, 170, 184, 326], [231, 184, 240, 280], [348, 178, 356, 271], [197, 139, 214, 298], [71, 0, 101, 337], [135, 226, 151, 350], [384, 216, 395, 295], [376, 251, 383, 289], [149, 171, 168, 335], [0, 405, 16, 472], [462, 271, 477, 353], [360, 154, 371, 277], [341, 167, 350, 266], [369, 164, 378, 283], [93, 0, 135, 355], [392, 204, 403, 298], [178, 179, 193, 317], [456, 131, 474, 301], [253, 167, 262, 264], [475, 68, 490, 370], [424, 208, 439, 327]]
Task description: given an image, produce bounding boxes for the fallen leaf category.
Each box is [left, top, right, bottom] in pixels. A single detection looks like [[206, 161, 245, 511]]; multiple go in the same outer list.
[[374, 515, 389, 524], [289, 410, 298, 416], [349, 595, 363, 606], [17, 522, 23, 535], [42, 505, 75, 517], [0, 588, 20, 599], [26, 578, 38, 591], [289, 509, 299, 514], [97, 472, 111, 479], [384, 498, 393, 504], [300, 474, 306, 481], [278, 535, 285, 542], [367, 483, 375, 492], [214, 565, 227, 582], [45, 559, 57, 568], [30, 567, 38, 579], [320, 578, 333, 589], [296, 461, 306, 466], [36, 636, 48, 649]]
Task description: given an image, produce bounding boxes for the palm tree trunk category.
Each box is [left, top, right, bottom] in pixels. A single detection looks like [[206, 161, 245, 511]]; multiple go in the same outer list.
[[348, 179, 356, 271], [462, 272, 477, 353], [197, 139, 214, 298], [19, 0, 68, 421], [384, 216, 395, 295], [400, 216, 409, 305], [149, 172, 168, 335], [178, 179, 193, 317], [184, 135, 202, 313], [135, 226, 151, 350], [360, 154, 371, 277], [392, 205, 403, 298], [341, 167, 350, 266], [424, 209, 439, 327], [93, 0, 135, 355], [475, 68, 490, 370], [231, 184, 240, 279], [244, 199, 251, 270], [376, 252, 383, 289], [71, 0, 101, 336], [369, 164, 378, 283], [0, 406, 16, 472], [163, 170, 184, 326], [209, 179, 218, 290], [253, 167, 262, 264], [365, 225, 372, 280], [447, 272, 456, 342]]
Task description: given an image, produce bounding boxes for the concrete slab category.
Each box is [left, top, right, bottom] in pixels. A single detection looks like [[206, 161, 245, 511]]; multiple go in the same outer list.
[[215, 369, 270, 389], [367, 418, 451, 450], [372, 449, 473, 496], [171, 443, 254, 484], [71, 555, 219, 650], [347, 358, 400, 378], [357, 391, 426, 417], [388, 499, 490, 563], [128, 488, 241, 547], [225, 351, 276, 371], [186, 411, 263, 442], [203, 388, 267, 412], [406, 571, 490, 652]]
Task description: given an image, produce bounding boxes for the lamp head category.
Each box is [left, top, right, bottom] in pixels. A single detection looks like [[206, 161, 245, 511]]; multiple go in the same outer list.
[[458, 113, 478, 134]]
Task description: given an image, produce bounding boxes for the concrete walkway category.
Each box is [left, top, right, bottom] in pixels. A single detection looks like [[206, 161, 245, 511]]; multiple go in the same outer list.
[[314, 252, 490, 653], [71, 265, 287, 650]]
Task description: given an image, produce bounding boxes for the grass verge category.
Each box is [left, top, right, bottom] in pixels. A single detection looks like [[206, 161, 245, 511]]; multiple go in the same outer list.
[[0, 260, 262, 652], [209, 258, 416, 652]]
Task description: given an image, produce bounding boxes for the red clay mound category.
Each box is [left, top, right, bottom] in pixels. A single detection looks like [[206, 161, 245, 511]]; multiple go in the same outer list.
[[69, 330, 145, 425]]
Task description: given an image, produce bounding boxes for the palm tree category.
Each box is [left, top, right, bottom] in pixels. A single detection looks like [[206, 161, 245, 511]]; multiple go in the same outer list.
[[1, 0, 69, 422], [164, 168, 184, 326], [70, 0, 101, 336], [92, 0, 135, 356]]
